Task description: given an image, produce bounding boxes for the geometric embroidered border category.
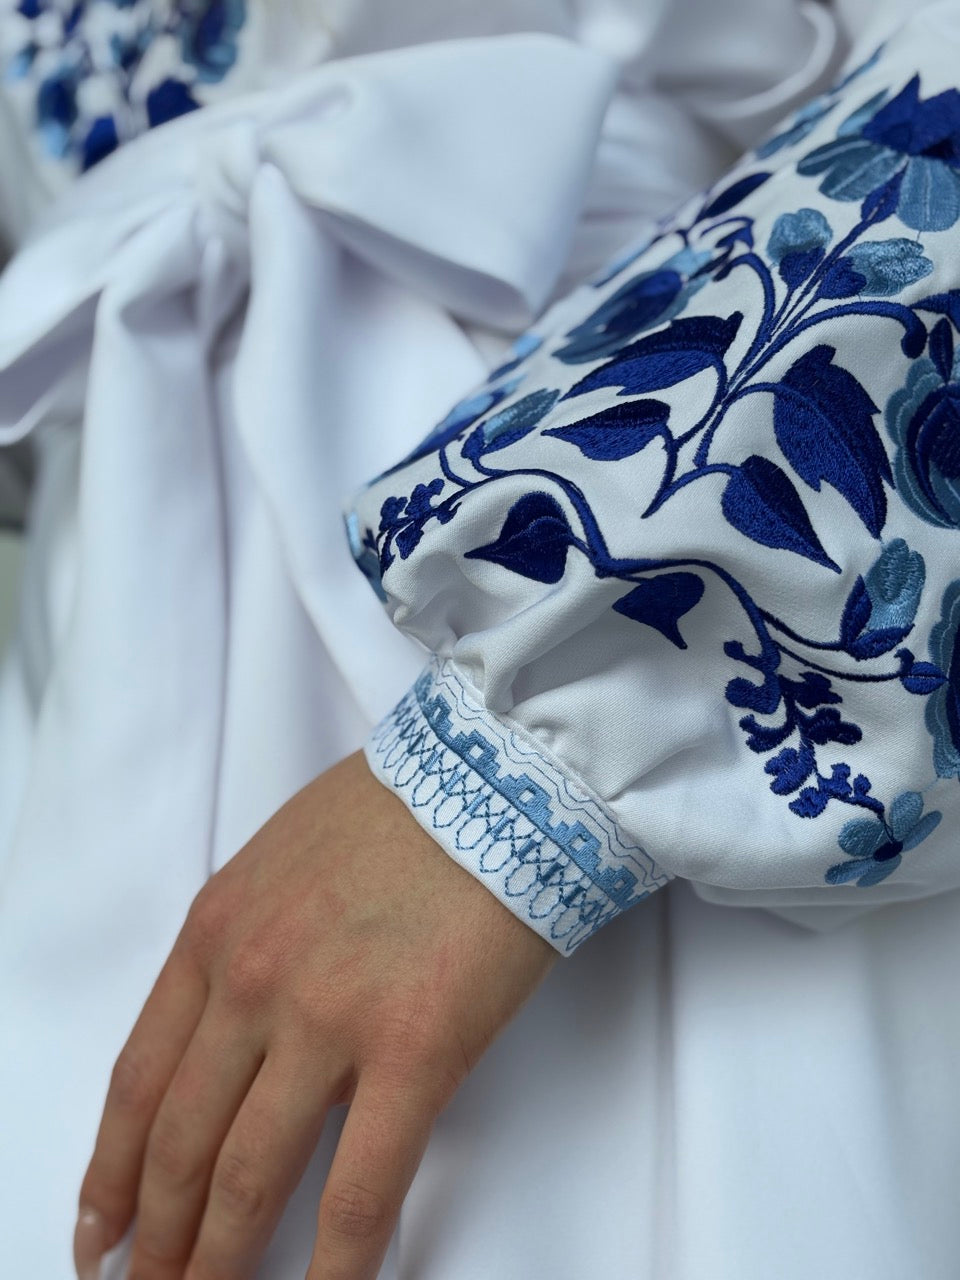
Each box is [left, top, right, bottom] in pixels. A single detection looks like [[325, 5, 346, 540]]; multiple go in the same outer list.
[[365, 657, 670, 954]]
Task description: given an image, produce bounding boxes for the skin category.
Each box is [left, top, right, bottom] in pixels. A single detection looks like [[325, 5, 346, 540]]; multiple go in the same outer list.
[[74, 750, 558, 1280]]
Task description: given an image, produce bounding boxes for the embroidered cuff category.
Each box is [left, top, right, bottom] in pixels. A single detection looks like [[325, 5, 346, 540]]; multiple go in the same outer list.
[[363, 658, 670, 955]]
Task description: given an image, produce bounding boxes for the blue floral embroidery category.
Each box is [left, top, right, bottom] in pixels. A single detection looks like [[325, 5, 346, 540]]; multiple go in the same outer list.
[[354, 65, 960, 891], [798, 76, 960, 231], [926, 580, 960, 777], [886, 318, 960, 528], [859, 538, 926, 636], [826, 790, 942, 886], [3, 0, 247, 171]]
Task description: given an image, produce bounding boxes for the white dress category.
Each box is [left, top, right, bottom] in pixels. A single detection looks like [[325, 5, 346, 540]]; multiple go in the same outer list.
[[2, 2, 959, 1278]]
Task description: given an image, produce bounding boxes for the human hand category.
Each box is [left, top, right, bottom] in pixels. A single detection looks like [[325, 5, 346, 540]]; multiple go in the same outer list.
[[73, 750, 558, 1280]]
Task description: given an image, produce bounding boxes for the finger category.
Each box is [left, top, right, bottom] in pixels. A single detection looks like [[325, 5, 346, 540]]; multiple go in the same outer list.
[[77, 948, 208, 1258], [307, 1069, 437, 1280], [186, 1046, 335, 1280], [127, 1006, 265, 1277]]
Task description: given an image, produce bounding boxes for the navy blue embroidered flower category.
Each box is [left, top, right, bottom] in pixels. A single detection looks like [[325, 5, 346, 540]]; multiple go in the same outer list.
[[886, 321, 960, 528], [863, 538, 925, 632], [798, 77, 960, 231], [825, 790, 942, 886], [555, 248, 712, 364], [925, 579, 960, 777]]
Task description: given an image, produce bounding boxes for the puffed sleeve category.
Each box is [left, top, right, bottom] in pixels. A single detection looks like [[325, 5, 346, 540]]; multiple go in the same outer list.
[[345, 6, 960, 955]]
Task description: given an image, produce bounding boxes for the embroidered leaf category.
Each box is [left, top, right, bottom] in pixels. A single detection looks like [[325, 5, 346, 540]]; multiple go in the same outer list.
[[772, 345, 888, 536], [930, 318, 955, 382], [564, 314, 743, 400], [543, 399, 670, 461], [900, 659, 947, 695], [465, 492, 574, 584], [699, 171, 771, 219], [861, 168, 905, 222], [917, 291, 960, 330], [721, 455, 839, 570], [899, 156, 960, 233], [846, 626, 910, 660], [612, 572, 705, 648], [470, 389, 560, 455], [797, 137, 902, 201], [554, 270, 684, 363], [840, 576, 872, 645]]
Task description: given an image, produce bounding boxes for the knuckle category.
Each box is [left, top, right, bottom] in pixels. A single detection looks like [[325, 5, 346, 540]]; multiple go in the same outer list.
[[221, 942, 276, 1008], [145, 1112, 199, 1187], [129, 1234, 191, 1273], [109, 1049, 156, 1114], [210, 1151, 266, 1221], [321, 1180, 388, 1242], [183, 885, 231, 959], [376, 1000, 436, 1066]]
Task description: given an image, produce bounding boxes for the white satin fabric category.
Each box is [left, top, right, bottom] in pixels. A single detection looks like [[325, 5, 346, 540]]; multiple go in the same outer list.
[[3, 3, 959, 1278]]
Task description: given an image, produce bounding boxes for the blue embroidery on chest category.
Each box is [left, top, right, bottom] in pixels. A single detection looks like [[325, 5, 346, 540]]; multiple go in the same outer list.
[[3, 0, 246, 171]]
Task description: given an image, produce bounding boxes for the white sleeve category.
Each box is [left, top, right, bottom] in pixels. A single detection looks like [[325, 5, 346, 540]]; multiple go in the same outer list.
[[346, 5, 960, 955]]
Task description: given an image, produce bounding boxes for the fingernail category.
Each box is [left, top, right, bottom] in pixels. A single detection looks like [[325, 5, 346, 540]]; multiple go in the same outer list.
[[73, 1206, 105, 1280]]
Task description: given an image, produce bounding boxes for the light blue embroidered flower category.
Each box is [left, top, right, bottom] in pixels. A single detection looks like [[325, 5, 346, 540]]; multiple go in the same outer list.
[[925, 580, 960, 777], [798, 77, 960, 231], [821, 239, 933, 298], [826, 791, 942, 886], [886, 322, 960, 528], [863, 538, 925, 632], [766, 207, 833, 286]]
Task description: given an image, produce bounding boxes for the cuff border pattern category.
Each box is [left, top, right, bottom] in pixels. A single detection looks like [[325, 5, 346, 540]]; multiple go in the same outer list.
[[364, 658, 670, 954]]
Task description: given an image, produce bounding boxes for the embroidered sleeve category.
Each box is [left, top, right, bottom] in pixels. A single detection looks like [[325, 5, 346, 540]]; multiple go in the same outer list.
[[346, 8, 960, 956]]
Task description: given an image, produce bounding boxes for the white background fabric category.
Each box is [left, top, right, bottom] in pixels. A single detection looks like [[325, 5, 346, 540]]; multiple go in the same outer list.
[[2, 2, 958, 1277]]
